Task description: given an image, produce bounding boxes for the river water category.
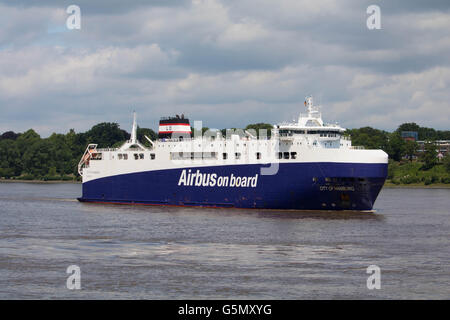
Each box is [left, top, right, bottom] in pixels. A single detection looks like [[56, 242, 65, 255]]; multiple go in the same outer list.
[[0, 182, 448, 299]]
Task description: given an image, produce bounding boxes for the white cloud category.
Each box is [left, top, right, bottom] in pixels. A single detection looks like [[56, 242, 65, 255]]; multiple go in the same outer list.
[[0, 0, 449, 136]]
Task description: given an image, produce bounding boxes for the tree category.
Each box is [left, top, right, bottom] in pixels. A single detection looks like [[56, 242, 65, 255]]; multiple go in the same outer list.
[[404, 140, 418, 162], [22, 139, 52, 176], [395, 123, 450, 141], [386, 133, 406, 161], [15, 129, 40, 155], [48, 166, 57, 177], [421, 142, 437, 170], [137, 127, 157, 147], [347, 127, 389, 150], [47, 133, 74, 174], [443, 153, 450, 173], [437, 130, 450, 140], [137, 127, 157, 141], [245, 123, 273, 138], [83, 123, 130, 148], [418, 127, 438, 141], [396, 122, 420, 133], [0, 139, 22, 176], [1, 131, 20, 140]]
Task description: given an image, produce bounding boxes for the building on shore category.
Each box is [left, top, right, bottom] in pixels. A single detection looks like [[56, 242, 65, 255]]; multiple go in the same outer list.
[[401, 131, 419, 142], [417, 140, 450, 156]]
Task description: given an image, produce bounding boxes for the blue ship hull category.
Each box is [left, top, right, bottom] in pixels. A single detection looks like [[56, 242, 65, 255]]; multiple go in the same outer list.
[[78, 162, 387, 210]]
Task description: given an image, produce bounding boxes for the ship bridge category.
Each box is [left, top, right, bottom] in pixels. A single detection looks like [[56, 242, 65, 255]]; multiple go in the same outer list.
[[275, 96, 348, 148]]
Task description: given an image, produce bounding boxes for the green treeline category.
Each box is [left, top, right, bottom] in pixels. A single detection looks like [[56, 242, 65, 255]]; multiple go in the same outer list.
[[0, 123, 157, 181], [346, 123, 450, 161], [347, 123, 450, 185], [0, 121, 449, 184]]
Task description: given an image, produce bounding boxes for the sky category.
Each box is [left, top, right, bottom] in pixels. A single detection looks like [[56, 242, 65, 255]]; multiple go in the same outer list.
[[0, 0, 449, 136]]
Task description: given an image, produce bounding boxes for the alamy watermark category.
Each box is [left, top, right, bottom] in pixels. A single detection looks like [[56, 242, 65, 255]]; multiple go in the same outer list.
[[66, 265, 81, 290], [366, 5, 381, 30], [366, 265, 381, 289], [66, 5, 81, 30], [165, 120, 280, 176]]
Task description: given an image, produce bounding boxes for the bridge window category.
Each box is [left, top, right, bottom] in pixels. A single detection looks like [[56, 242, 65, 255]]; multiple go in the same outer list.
[[223, 153, 228, 160], [256, 152, 261, 160], [290, 152, 297, 159], [235, 152, 241, 160], [283, 152, 289, 159], [150, 153, 155, 160]]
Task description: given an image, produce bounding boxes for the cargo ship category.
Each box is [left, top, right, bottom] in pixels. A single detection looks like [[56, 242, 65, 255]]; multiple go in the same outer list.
[[77, 97, 388, 210]]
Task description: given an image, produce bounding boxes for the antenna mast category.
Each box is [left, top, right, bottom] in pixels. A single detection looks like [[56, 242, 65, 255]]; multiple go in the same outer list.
[[131, 111, 137, 144]]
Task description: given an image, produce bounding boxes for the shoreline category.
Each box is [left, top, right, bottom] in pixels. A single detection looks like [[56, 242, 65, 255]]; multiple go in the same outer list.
[[0, 179, 81, 184], [1, 179, 449, 188], [384, 181, 450, 189]]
